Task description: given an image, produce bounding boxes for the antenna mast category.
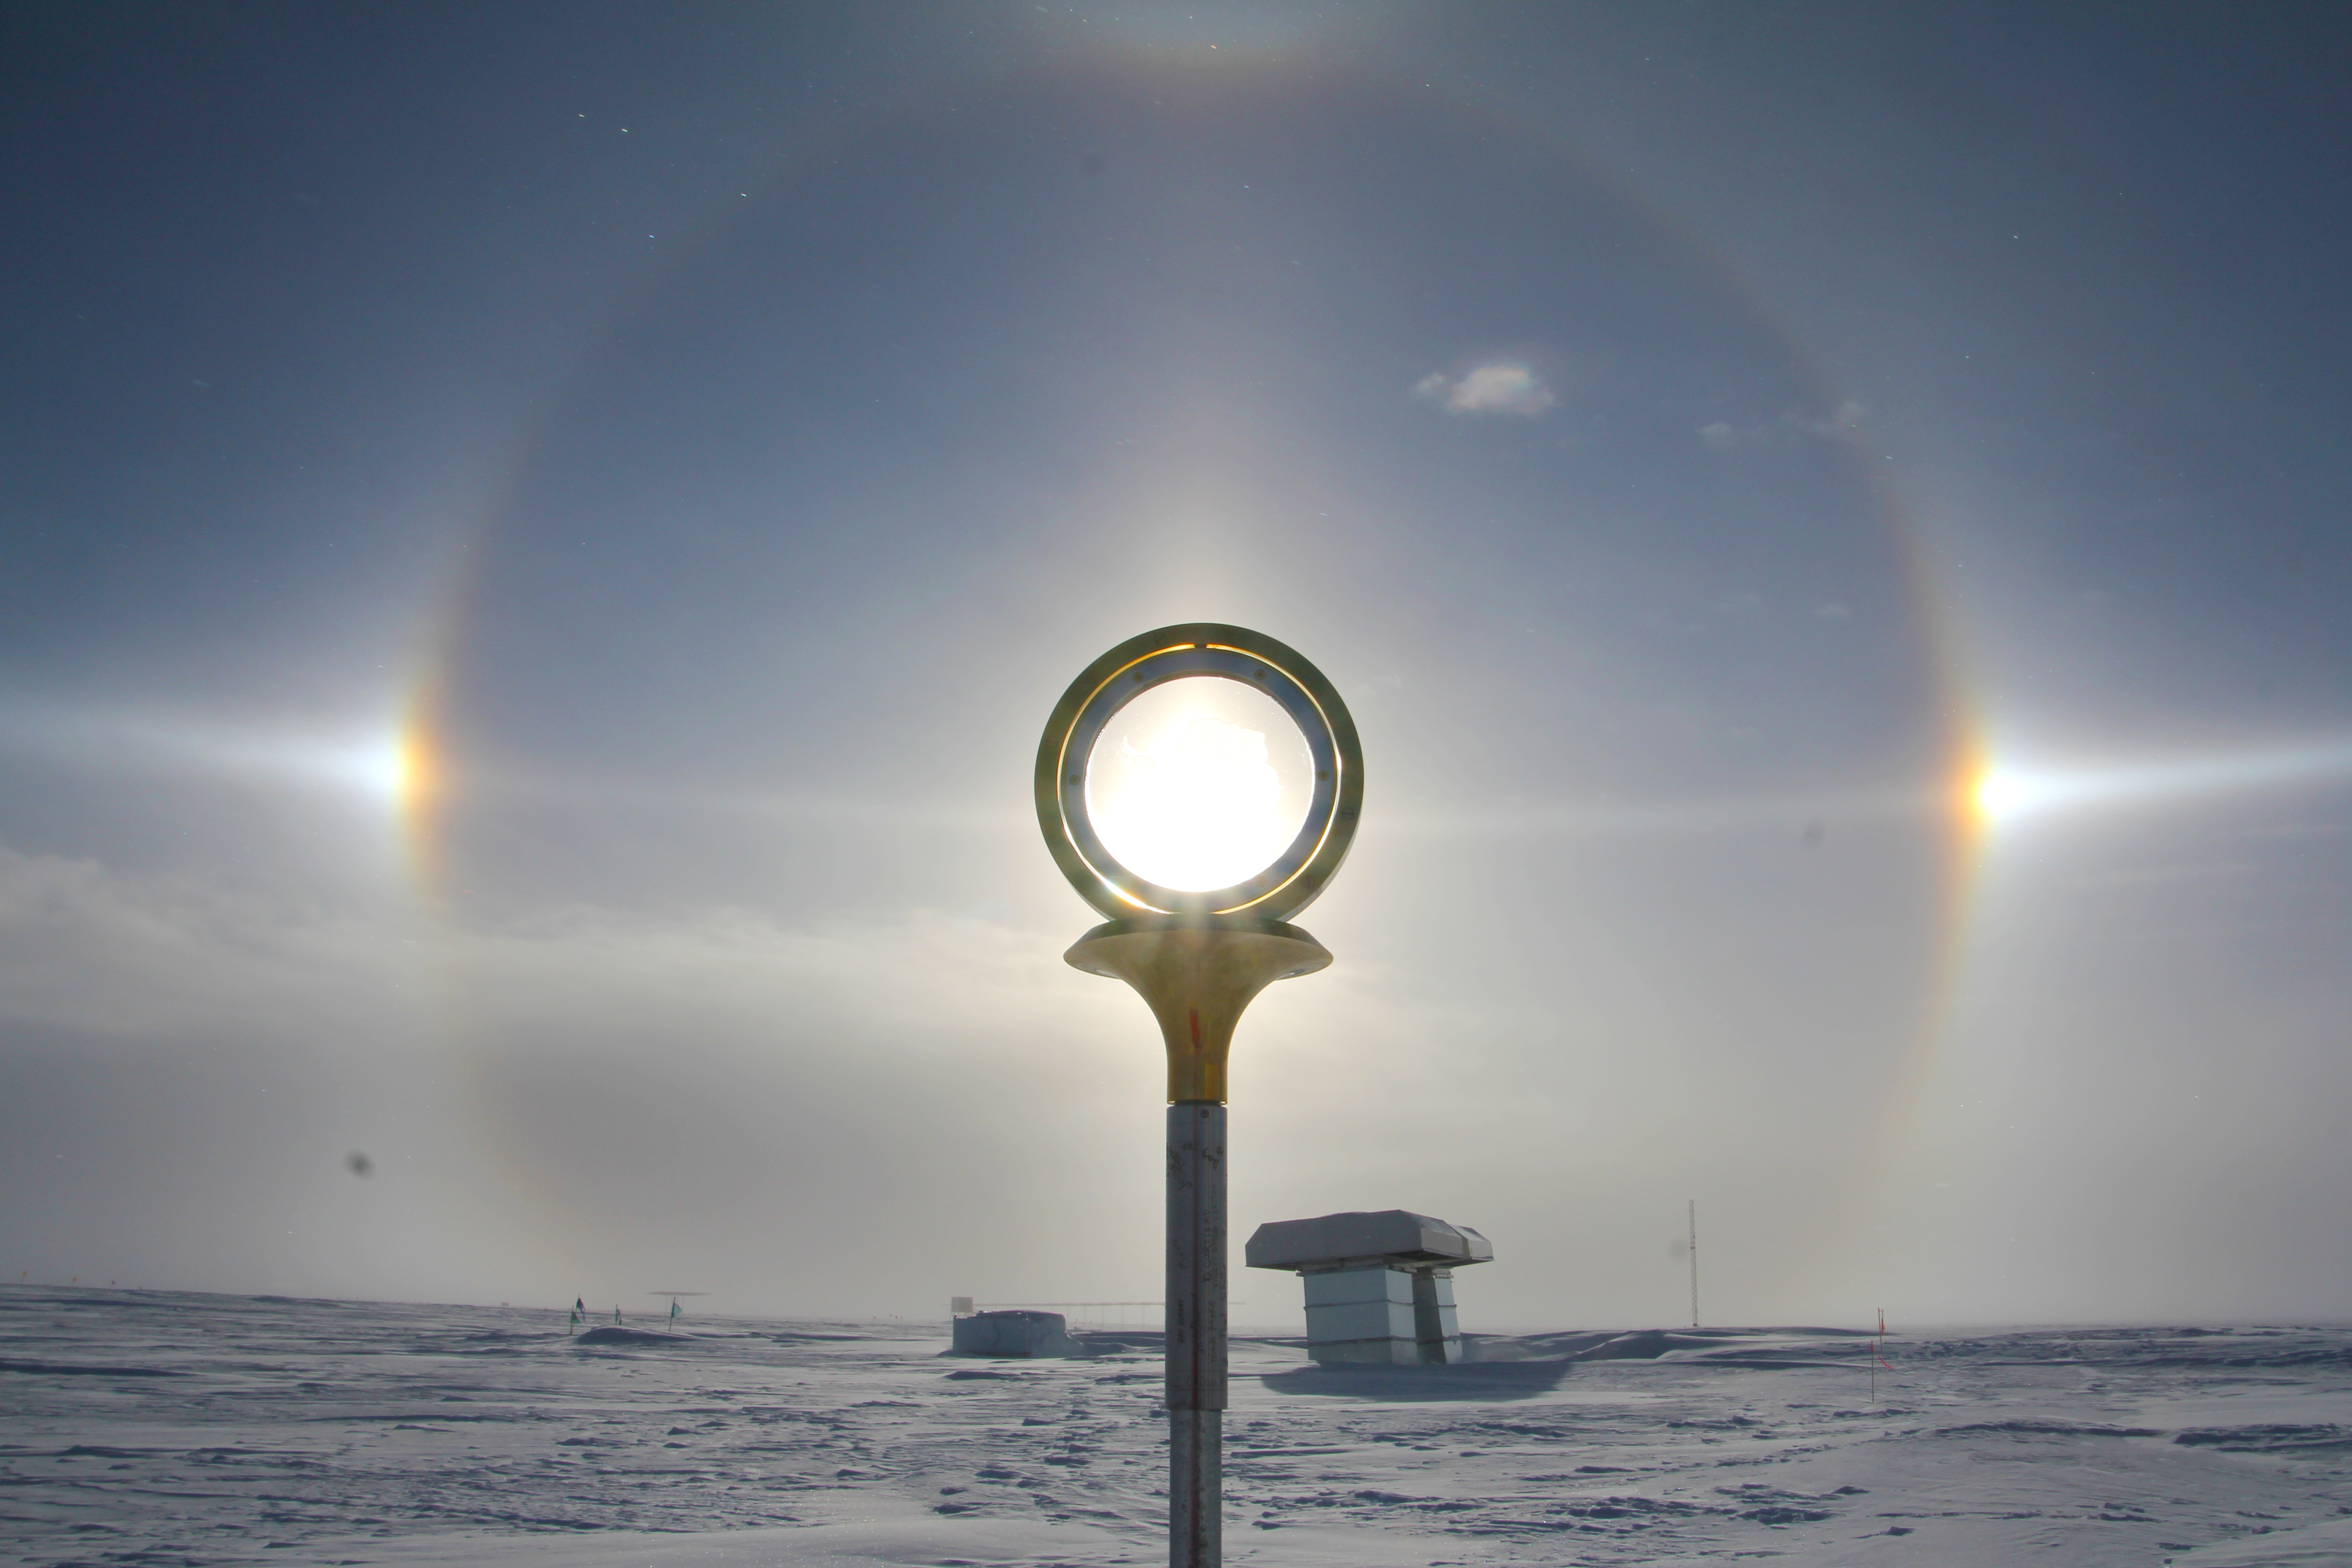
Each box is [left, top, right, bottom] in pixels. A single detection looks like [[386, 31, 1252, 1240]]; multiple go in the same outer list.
[[1688, 1200, 1699, 1329]]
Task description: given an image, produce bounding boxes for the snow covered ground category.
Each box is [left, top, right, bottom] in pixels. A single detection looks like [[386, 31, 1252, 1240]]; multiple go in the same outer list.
[[5, 1285, 2350, 1567]]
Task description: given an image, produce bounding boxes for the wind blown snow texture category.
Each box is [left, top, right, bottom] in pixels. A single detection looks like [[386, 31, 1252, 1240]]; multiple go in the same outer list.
[[4, 1287, 2350, 1566]]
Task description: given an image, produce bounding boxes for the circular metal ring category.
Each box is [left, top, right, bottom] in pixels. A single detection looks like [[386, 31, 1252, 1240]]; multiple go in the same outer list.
[[1035, 624, 1363, 921]]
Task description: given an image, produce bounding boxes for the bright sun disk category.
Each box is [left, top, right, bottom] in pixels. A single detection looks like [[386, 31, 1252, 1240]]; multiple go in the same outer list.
[[1086, 678, 1310, 892]]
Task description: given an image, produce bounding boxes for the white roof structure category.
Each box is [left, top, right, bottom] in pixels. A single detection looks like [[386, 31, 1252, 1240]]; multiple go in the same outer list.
[[1243, 1210, 1494, 1274]]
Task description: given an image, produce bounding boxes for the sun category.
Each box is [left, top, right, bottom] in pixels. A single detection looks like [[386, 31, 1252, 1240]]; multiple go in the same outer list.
[[1088, 688, 1306, 893]]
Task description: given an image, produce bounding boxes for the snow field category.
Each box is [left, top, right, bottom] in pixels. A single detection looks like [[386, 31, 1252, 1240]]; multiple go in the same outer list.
[[4, 1287, 2349, 1565]]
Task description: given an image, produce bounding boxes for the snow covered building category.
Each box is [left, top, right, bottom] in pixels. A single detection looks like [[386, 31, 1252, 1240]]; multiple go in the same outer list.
[[948, 1309, 1088, 1358]]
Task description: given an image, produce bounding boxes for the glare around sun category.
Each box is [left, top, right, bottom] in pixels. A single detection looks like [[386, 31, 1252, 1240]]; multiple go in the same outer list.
[[1086, 678, 1311, 892]]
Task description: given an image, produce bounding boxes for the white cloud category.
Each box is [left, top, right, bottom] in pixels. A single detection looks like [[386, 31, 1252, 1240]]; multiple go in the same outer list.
[[1413, 362, 1555, 416], [1699, 400, 1868, 452], [1789, 399, 1868, 437]]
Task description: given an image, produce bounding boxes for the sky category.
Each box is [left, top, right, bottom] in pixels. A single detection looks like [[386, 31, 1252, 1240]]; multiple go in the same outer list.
[[2, 2, 2347, 1332]]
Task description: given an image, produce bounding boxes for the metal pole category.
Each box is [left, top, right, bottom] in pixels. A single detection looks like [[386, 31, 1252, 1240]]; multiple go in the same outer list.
[[1689, 1200, 1699, 1330], [1166, 1101, 1226, 1568], [1061, 919, 1327, 1568]]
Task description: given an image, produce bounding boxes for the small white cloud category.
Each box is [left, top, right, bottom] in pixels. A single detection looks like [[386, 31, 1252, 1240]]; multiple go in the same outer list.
[[1786, 399, 1867, 437], [1414, 362, 1555, 417], [1700, 401, 1867, 452]]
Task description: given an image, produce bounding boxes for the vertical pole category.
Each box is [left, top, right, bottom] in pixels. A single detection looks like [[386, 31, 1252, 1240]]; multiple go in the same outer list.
[[1166, 1101, 1226, 1568], [1688, 1200, 1699, 1330], [1061, 921, 1326, 1568]]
